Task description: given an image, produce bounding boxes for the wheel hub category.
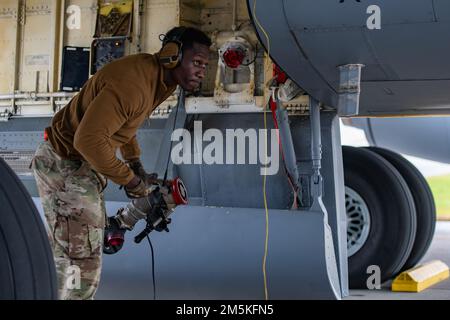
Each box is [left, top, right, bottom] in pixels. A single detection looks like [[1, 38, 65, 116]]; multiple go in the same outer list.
[[346, 186, 371, 257]]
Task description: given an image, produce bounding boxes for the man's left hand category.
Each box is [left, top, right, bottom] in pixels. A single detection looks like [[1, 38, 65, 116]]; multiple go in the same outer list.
[[126, 159, 158, 185]]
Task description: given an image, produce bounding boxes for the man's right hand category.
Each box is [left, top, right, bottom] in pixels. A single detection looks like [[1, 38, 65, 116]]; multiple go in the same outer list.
[[124, 176, 148, 198]]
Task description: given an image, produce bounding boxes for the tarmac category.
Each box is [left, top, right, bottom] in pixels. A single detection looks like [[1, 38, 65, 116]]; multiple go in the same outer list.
[[346, 221, 450, 300]]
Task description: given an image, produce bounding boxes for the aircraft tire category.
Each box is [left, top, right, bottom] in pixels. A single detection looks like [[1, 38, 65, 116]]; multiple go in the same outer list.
[[366, 147, 436, 271], [343, 146, 417, 288], [0, 157, 57, 299]]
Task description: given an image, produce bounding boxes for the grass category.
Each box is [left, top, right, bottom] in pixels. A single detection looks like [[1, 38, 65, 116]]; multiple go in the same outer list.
[[426, 174, 450, 219]]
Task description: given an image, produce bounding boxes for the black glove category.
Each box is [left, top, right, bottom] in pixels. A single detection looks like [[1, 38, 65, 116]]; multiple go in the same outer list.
[[127, 159, 158, 185], [124, 178, 149, 199], [103, 216, 126, 255]]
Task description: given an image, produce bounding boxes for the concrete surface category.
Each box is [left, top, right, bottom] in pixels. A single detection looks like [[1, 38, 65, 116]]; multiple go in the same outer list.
[[346, 221, 450, 300]]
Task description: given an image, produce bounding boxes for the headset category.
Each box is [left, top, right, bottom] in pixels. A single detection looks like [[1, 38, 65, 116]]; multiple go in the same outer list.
[[159, 26, 187, 69]]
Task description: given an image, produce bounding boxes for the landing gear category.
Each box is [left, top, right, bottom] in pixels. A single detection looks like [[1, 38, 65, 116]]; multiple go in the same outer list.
[[0, 158, 57, 299], [343, 146, 436, 288], [343, 146, 416, 288], [366, 147, 436, 270]]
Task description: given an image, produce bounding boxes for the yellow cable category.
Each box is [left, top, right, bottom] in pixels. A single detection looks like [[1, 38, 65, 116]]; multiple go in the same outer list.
[[262, 96, 270, 301], [252, 0, 270, 301], [253, 0, 270, 56]]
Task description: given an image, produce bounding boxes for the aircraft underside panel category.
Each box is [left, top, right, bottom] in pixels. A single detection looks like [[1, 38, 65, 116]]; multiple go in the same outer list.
[[247, 0, 450, 116], [96, 204, 340, 299], [1, 111, 348, 299]]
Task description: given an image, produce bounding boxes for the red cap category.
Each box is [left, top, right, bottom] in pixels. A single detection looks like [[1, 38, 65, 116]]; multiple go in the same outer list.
[[223, 48, 246, 69], [171, 177, 188, 205]]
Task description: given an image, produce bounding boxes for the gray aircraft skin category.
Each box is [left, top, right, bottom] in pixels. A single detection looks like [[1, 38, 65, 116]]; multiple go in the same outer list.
[[248, 0, 450, 116], [0, 0, 447, 300], [259, 0, 450, 163], [247, 0, 450, 163]]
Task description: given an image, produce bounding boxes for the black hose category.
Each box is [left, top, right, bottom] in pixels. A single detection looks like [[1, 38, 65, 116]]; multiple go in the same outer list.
[[146, 235, 156, 300]]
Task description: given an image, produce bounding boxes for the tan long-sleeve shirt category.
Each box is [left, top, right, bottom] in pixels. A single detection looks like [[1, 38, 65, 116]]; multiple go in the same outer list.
[[47, 53, 177, 185]]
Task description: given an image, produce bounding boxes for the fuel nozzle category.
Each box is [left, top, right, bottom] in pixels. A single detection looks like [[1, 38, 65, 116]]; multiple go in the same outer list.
[[133, 178, 188, 243], [102, 178, 188, 254]]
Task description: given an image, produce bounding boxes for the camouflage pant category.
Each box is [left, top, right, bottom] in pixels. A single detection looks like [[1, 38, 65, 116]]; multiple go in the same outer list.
[[32, 141, 107, 300]]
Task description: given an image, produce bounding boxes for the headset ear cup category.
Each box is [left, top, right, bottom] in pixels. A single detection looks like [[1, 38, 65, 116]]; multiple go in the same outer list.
[[159, 42, 181, 69]]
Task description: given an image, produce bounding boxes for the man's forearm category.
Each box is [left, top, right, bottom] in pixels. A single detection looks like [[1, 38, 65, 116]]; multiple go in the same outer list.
[[120, 135, 141, 161]]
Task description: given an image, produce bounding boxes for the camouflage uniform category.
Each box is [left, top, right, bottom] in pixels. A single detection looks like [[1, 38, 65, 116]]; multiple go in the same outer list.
[[31, 141, 107, 300]]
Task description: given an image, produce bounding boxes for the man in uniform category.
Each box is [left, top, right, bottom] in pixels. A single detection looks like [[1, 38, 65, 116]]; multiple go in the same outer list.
[[31, 27, 211, 299]]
